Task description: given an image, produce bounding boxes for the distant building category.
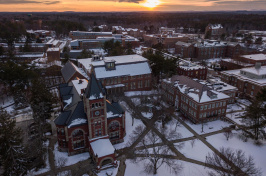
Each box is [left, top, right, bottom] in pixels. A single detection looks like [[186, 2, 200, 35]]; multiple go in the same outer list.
[[177, 60, 207, 80], [194, 41, 227, 59], [69, 31, 112, 40], [221, 54, 266, 70], [55, 73, 125, 170], [205, 24, 225, 39], [162, 75, 229, 123], [221, 63, 266, 97], [47, 47, 60, 63], [175, 41, 195, 58]]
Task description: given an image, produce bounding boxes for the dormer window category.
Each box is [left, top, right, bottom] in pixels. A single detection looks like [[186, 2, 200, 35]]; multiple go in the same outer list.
[[105, 61, 116, 70]]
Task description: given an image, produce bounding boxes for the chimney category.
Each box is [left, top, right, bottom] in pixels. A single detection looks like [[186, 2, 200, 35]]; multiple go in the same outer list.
[[255, 62, 261, 70], [79, 79, 83, 84]]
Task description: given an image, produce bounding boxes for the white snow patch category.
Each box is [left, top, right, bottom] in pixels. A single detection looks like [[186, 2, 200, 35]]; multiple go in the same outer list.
[[141, 112, 153, 119], [54, 143, 90, 167], [125, 90, 157, 97], [90, 138, 115, 158], [68, 118, 87, 128]]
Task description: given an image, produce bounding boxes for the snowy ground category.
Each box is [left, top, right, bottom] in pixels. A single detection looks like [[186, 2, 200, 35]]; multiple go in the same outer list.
[[226, 103, 246, 112], [124, 158, 212, 176], [186, 119, 231, 134], [177, 139, 212, 162], [131, 98, 141, 106], [54, 143, 90, 167], [207, 132, 266, 175], [226, 111, 246, 125], [113, 111, 144, 149], [125, 90, 158, 97], [156, 118, 193, 138]]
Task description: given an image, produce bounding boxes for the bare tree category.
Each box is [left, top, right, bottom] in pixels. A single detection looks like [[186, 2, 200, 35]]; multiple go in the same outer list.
[[205, 147, 261, 176], [128, 124, 183, 175], [223, 128, 233, 141]]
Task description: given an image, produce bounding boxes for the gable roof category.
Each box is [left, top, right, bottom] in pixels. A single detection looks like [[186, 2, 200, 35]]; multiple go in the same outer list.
[[59, 84, 73, 97], [54, 101, 87, 128], [61, 61, 89, 83], [85, 73, 105, 100], [106, 100, 124, 119]]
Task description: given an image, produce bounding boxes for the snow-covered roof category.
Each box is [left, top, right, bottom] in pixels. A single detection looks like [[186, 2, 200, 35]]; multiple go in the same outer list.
[[221, 66, 266, 86], [94, 62, 151, 79], [71, 79, 88, 95], [222, 58, 254, 67], [78, 54, 149, 73], [90, 138, 115, 158], [241, 54, 266, 61], [195, 41, 227, 48], [47, 47, 60, 52], [164, 76, 230, 103], [209, 24, 223, 29], [178, 61, 205, 70]]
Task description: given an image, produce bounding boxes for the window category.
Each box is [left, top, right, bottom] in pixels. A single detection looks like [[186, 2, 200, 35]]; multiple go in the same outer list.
[[216, 103, 219, 108], [208, 104, 211, 109], [251, 91, 254, 96], [204, 105, 207, 110], [252, 85, 255, 90], [118, 77, 121, 83], [212, 103, 215, 108], [138, 80, 142, 88], [218, 109, 221, 114], [73, 140, 85, 149], [131, 82, 136, 89], [72, 129, 83, 137], [220, 102, 222, 107], [200, 105, 203, 110], [222, 109, 225, 113], [223, 101, 226, 106]]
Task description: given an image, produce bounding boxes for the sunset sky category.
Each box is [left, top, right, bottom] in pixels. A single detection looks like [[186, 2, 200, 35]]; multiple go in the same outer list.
[[0, 0, 266, 12]]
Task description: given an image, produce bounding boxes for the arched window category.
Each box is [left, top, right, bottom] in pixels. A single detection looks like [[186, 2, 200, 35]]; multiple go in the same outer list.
[[72, 129, 84, 138]]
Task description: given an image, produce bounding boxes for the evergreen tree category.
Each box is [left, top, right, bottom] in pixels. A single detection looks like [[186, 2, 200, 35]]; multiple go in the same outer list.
[[243, 99, 266, 140], [30, 79, 54, 140], [0, 111, 29, 176]]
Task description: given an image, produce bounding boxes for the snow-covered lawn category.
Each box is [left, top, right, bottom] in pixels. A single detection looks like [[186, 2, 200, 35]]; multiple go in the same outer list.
[[226, 111, 246, 125], [125, 158, 212, 176], [125, 90, 157, 97], [177, 139, 212, 162], [187, 119, 231, 134], [113, 111, 144, 149], [226, 103, 246, 112], [207, 132, 266, 175], [54, 143, 90, 167], [156, 118, 193, 138], [141, 112, 153, 119]]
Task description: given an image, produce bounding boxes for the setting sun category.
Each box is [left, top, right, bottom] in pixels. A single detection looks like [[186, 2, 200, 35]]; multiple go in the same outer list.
[[142, 0, 161, 8]]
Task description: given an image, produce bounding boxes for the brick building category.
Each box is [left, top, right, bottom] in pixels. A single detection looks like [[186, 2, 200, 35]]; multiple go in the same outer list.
[[194, 41, 227, 59], [177, 60, 207, 80], [162, 76, 230, 123], [78, 55, 152, 94], [221, 54, 266, 70], [55, 73, 125, 169], [205, 24, 225, 39], [69, 31, 112, 40], [175, 41, 195, 58], [47, 47, 60, 63], [143, 34, 195, 48], [176, 41, 240, 59], [221, 63, 266, 97]]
